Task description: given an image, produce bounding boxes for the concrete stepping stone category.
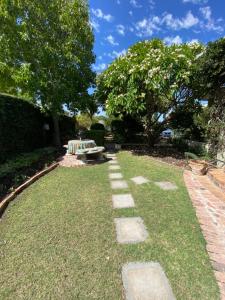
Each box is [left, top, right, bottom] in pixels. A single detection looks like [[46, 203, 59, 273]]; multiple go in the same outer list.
[[111, 180, 128, 189], [109, 165, 121, 170], [114, 217, 148, 244], [112, 194, 135, 209], [109, 160, 118, 164], [155, 181, 178, 190], [107, 154, 116, 158], [131, 176, 149, 185], [109, 173, 123, 179], [122, 262, 175, 300]]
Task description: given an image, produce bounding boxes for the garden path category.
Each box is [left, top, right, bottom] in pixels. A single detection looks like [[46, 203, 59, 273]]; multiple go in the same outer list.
[[184, 170, 225, 299]]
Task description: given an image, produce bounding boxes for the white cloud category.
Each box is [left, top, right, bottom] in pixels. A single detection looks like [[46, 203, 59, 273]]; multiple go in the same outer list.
[[91, 8, 113, 22], [106, 35, 119, 46], [116, 0, 121, 4], [183, 0, 208, 4], [93, 63, 107, 72], [164, 35, 183, 45], [129, 10, 133, 16], [135, 11, 198, 37], [149, 0, 155, 9], [200, 6, 211, 20], [108, 49, 127, 59], [199, 6, 224, 33], [116, 24, 125, 36], [90, 19, 100, 32], [130, 0, 142, 8], [135, 16, 161, 37], [162, 11, 199, 30]]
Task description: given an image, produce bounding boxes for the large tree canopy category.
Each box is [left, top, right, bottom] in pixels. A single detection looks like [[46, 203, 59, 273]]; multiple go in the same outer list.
[[0, 0, 95, 146], [195, 37, 225, 157], [96, 39, 203, 145]]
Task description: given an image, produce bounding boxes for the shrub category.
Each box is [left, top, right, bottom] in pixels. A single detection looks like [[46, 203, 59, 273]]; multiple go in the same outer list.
[[84, 130, 105, 146], [0, 93, 75, 163], [0, 147, 57, 198], [90, 123, 105, 131], [0, 93, 45, 163]]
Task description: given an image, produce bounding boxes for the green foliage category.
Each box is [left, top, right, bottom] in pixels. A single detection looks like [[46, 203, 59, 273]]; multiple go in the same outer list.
[[0, 147, 56, 178], [90, 123, 105, 131], [0, 0, 95, 145], [0, 93, 74, 163], [195, 38, 225, 156], [0, 147, 57, 197], [0, 93, 45, 162], [169, 103, 207, 141], [84, 130, 105, 146], [96, 39, 203, 145]]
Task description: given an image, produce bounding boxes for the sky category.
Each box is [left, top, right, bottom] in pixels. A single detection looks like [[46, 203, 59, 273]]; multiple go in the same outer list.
[[89, 0, 225, 73]]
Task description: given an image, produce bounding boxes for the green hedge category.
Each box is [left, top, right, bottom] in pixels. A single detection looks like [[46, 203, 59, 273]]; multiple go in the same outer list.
[[84, 130, 105, 146], [0, 93, 75, 163], [0, 94, 45, 163]]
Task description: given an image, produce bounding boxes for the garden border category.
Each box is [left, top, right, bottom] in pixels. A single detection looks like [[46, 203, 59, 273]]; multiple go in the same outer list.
[[0, 162, 58, 217]]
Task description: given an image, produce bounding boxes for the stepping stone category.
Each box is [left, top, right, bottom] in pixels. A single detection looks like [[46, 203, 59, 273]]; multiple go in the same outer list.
[[155, 181, 178, 190], [112, 194, 135, 209], [122, 262, 175, 300], [109, 173, 123, 179], [109, 165, 121, 170], [114, 217, 148, 244], [109, 160, 118, 164], [111, 180, 128, 189], [131, 176, 149, 185], [107, 154, 116, 158]]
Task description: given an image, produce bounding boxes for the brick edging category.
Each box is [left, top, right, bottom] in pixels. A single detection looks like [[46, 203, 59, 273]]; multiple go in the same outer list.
[[183, 170, 225, 299], [0, 162, 59, 217]]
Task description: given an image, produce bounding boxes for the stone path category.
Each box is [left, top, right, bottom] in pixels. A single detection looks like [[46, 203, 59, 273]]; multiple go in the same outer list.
[[131, 176, 149, 185], [184, 170, 225, 299], [122, 262, 175, 300], [155, 181, 178, 190], [114, 217, 148, 244], [112, 194, 135, 209], [107, 153, 175, 299]]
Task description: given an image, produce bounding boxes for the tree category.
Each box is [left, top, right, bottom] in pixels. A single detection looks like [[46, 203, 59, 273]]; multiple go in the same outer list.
[[95, 39, 203, 146], [169, 102, 208, 141], [194, 38, 225, 157], [0, 0, 95, 146]]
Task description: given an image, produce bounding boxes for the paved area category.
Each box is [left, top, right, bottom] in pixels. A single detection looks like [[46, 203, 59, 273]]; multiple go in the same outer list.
[[122, 262, 175, 300], [58, 154, 85, 167], [155, 181, 178, 190], [109, 165, 121, 170], [111, 180, 128, 189], [131, 176, 149, 185], [112, 194, 135, 209], [109, 173, 123, 179], [184, 170, 225, 299], [114, 217, 148, 244]]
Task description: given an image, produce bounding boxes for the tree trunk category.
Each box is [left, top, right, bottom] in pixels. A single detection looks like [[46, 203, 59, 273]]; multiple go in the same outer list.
[[52, 114, 61, 147], [145, 92, 156, 147]]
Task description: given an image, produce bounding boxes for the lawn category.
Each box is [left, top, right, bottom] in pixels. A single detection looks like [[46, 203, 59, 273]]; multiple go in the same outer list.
[[0, 151, 219, 299]]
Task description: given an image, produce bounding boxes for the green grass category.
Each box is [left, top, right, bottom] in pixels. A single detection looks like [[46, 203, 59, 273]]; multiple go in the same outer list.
[[0, 151, 219, 299]]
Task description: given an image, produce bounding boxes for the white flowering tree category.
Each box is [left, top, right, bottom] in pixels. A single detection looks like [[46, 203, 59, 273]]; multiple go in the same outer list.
[[96, 39, 203, 145]]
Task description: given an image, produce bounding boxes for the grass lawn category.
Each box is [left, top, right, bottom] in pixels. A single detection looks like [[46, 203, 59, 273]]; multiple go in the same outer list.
[[0, 151, 219, 299]]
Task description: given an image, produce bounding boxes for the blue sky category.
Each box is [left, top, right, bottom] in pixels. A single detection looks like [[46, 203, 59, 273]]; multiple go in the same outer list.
[[89, 0, 225, 73]]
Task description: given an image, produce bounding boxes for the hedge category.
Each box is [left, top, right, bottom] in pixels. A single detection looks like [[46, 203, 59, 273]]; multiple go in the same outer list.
[[0, 93, 75, 163], [84, 130, 105, 146]]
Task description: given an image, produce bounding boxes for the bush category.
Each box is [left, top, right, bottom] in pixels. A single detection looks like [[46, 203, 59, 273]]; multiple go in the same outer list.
[[84, 130, 105, 146], [172, 138, 189, 152], [0, 93, 45, 163], [0, 147, 57, 198], [90, 123, 105, 131], [0, 93, 75, 162]]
